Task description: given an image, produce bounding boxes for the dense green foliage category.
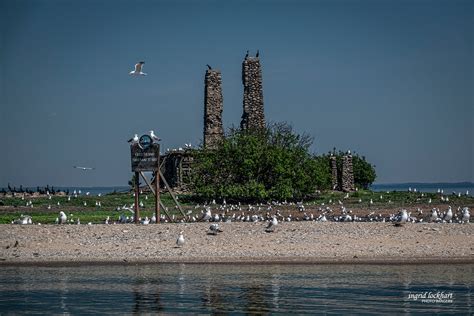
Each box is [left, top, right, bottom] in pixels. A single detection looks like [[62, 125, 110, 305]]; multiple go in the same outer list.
[[191, 123, 377, 201], [191, 123, 329, 201]]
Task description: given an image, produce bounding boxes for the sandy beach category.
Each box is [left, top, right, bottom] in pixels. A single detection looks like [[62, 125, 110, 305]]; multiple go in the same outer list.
[[1, 221, 473, 265]]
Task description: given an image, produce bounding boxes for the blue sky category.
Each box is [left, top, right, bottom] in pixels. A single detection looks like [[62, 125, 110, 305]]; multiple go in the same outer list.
[[1, 0, 472, 187]]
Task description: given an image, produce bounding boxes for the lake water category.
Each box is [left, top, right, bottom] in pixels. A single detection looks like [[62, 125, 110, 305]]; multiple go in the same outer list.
[[371, 183, 473, 196], [0, 264, 472, 314]]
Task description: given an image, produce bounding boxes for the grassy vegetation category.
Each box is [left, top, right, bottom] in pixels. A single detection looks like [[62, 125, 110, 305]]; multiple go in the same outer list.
[[0, 192, 192, 224], [0, 190, 472, 224]]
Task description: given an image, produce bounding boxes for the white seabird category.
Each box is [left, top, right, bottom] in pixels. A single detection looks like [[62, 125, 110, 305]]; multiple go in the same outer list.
[[208, 223, 223, 235], [394, 209, 408, 226], [128, 134, 139, 145], [176, 231, 185, 247], [430, 208, 438, 222], [461, 207, 470, 223], [59, 211, 67, 224], [129, 61, 147, 76], [149, 130, 161, 142], [265, 216, 278, 232], [443, 206, 453, 223]]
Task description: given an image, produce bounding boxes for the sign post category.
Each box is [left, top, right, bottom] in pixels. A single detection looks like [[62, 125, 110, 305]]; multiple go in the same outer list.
[[130, 134, 161, 224]]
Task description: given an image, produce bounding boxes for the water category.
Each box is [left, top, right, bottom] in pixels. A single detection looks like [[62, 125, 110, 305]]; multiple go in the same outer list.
[[0, 264, 472, 314], [371, 182, 473, 196]]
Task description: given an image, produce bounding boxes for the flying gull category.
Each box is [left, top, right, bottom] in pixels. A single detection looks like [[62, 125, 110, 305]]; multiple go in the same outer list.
[[74, 166, 95, 170], [129, 61, 147, 76]]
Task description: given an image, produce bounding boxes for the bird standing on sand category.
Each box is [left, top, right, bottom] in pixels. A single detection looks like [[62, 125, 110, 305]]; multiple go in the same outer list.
[[461, 207, 470, 223], [265, 216, 278, 232], [430, 208, 438, 222], [443, 206, 453, 222], [129, 61, 147, 76], [208, 223, 223, 235], [394, 209, 408, 226], [176, 231, 185, 247], [59, 211, 67, 224]]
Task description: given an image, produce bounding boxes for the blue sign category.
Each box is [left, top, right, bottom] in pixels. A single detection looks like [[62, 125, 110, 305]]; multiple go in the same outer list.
[[139, 135, 152, 149]]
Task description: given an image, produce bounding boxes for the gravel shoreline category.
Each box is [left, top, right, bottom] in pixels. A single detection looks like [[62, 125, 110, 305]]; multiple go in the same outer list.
[[1, 222, 473, 265]]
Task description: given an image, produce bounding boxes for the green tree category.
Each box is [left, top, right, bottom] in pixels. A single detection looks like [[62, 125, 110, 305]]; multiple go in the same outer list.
[[191, 122, 331, 202]]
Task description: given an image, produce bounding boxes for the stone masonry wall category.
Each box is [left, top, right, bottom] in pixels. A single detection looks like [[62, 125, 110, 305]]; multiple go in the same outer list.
[[240, 57, 265, 131], [341, 153, 355, 192], [203, 69, 224, 149], [330, 155, 338, 190]]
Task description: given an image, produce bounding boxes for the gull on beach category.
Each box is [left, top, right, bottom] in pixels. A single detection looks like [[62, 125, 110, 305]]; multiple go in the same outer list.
[[265, 216, 278, 232], [208, 223, 223, 235], [394, 209, 408, 226], [430, 208, 438, 222], [461, 207, 470, 223], [58, 211, 67, 224], [176, 231, 185, 247], [443, 206, 453, 223], [129, 61, 147, 76]]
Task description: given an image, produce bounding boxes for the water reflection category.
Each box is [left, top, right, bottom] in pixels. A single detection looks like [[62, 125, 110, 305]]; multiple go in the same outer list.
[[0, 264, 472, 314]]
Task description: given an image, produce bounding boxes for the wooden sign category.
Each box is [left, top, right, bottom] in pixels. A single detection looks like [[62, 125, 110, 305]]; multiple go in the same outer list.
[[131, 137, 160, 172]]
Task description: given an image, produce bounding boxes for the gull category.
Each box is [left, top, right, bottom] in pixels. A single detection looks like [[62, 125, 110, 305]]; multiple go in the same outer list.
[[128, 134, 139, 145], [74, 166, 95, 171], [176, 231, 185, 247], [59, 211, 67, 224], [129, 61, 147, 76], [265, 216, 278, 232], [200, 207, 212, 222], [394, 209, 408, 226], [141, 216, 150, 225], [149, 130, 161, 142], [443, 206, 453, 223], [461, 207, 470, 223], [430, 208, 438, 222], [208, 223, 223, 235]]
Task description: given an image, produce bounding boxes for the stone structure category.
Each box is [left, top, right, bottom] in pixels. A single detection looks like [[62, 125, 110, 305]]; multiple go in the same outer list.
[[203, 69, 224, 149], [330, 155, 338, 190], [161, 150, 194, 192], [240, 57, 265, 131], [341, 152, 355, 192]]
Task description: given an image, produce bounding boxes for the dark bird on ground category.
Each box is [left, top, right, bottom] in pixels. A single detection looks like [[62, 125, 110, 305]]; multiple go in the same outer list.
[[206, 64, 212, 70]]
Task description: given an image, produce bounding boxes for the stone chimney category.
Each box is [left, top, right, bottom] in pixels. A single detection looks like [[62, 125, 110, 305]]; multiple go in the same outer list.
[[341, 151, 355, 192], [203, 69, 224, 149], [330, 155, 338, 190], [240, 56, 265, 131]]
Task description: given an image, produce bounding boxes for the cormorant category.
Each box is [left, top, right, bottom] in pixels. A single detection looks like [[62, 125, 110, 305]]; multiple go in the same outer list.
[[245, 50, 249, 59], [256, 49, 259, 57], [206, 64, 212, 70]]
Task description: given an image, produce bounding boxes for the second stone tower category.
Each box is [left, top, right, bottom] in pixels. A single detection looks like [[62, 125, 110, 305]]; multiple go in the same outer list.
[[240, 55, 265, 131]]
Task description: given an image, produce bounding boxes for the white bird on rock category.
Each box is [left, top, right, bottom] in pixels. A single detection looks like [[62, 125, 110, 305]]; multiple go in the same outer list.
[[129, 61, 147, 76]]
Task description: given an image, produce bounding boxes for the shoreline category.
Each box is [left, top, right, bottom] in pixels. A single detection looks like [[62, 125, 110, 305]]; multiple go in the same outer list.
[[1, 222, 473, 266], [1, 257, 473, 267]]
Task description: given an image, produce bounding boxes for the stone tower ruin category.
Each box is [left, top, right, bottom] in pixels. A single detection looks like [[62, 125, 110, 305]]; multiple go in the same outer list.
[[341, 151, 355, 192], [203, 68, 224, 149], [330, 155, 338, 190], [240, 56, 265, 131]]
